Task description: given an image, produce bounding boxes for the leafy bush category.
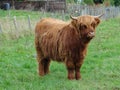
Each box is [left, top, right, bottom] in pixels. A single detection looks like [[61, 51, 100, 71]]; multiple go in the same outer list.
[[113, 0, 120, 6]]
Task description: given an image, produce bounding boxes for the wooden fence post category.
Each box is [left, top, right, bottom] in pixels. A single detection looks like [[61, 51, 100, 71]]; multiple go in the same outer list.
[[28, 15, 32, 30], [8, 9, 10, 17], [0, 23, 3, 33], [13, 16, 20, 38], [13, 16, 18, 31]]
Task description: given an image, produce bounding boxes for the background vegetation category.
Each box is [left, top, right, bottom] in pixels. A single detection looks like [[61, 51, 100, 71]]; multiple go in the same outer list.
[[67, 0, 120, 6], [0, 10, 120, 90]]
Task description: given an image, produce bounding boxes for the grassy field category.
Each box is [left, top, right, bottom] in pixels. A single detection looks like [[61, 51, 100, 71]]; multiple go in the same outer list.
[[0, 9, 69, 35], [0, 9, 69, 19], [0, 10, 120, 90], [0, 9, 48, 18]]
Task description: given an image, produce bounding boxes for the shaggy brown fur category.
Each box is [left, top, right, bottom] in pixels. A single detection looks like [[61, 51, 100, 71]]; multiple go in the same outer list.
[[35, 15, 101, 80]]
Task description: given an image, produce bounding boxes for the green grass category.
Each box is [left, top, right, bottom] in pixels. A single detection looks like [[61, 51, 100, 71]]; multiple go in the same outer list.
[[0, 9, 69, 20], [0, 10, 120, 90], [0, 9, 46, 18], [0, 9, 69, 35]]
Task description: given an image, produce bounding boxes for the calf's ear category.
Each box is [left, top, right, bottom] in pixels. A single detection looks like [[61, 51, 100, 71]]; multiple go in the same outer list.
[[94, 13, 104, 26], [94, 17, 100, 25]]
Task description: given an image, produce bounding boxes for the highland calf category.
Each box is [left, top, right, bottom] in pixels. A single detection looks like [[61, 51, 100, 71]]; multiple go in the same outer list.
[[35, 14, 103, 80]]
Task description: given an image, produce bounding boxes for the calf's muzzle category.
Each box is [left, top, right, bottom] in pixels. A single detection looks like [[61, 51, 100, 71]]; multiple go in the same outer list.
[[87, 32, 95, 39]]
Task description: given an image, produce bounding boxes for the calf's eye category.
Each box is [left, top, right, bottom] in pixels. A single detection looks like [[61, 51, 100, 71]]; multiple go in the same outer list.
[[91, 23, 96, 28], [79, 24, 87, 30]]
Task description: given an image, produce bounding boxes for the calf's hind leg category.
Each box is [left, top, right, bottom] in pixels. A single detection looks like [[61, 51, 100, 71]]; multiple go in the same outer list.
[[36, 49, 45, 76], [38, 58, 45, 76], [35, 39, 46, 76], [35, 38, 43, 76], [35, 38, 50, 76], [44, 58, 51, 74], [37, 57, 51, 76]]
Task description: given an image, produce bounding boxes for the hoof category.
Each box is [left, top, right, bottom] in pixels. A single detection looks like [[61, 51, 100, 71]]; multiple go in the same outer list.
[[75, 73, 81, 80], [39, 72, 45, 76], [76, 76, 81, 80], [68, 74, 75, 80]]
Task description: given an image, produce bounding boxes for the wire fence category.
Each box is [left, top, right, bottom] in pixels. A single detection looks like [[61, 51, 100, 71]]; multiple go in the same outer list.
[[0, 12, 69, 39], [0, 5, 120, 38], [0, 15, 37, 39]]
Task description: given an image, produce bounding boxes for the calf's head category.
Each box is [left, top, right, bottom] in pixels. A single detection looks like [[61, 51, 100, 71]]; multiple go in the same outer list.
[[71, 14, 103, 42]]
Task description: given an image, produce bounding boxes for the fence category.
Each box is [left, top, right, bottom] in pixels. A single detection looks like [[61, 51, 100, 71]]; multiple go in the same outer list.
[[0, 5, 120, 38], [0, 11, 69, 38], [67, 5, 120, 19], [0, 15, 38, 39]]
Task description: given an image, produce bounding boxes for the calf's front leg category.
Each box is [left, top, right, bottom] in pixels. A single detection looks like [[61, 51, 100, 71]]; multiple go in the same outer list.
[[75, 58, 84, 80], [66, 60, 75, 80], [75, 63, 81, 80]]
